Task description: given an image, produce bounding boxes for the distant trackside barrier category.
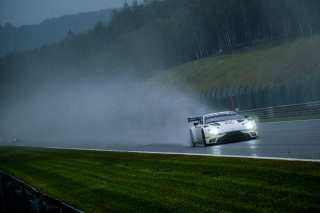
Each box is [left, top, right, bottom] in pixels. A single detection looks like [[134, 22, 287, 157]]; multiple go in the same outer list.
[[201, 78, 320, 119], [201, 78, 320, 111], [239, 101, 320, 120], [0, 171, 83, 213]]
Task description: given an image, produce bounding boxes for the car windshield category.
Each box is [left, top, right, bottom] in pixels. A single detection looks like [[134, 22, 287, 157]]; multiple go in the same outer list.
[[205, 114, 243, 124]]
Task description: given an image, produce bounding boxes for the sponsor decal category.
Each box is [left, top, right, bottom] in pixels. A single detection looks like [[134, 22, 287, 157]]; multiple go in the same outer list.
[[225, 120, 234, 124], [205, 112, 236, 119]]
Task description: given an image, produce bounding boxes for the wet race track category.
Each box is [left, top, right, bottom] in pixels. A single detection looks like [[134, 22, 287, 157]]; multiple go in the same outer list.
[[4, 119, 320, 161], [102, 119, 320, 160]]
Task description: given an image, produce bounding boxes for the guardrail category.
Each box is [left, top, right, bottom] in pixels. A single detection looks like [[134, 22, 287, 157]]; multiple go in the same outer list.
[[239, 101, 320, 120], [0, 171, 83, 213], [201, 78, 320, 111]]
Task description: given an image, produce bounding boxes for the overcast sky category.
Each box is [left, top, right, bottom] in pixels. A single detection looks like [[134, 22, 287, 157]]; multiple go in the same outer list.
[[0, 0, 131, 27]]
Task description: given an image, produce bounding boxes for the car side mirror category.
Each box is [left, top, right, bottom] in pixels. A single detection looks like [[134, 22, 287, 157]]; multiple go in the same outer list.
[[193, 122, 199, 126]]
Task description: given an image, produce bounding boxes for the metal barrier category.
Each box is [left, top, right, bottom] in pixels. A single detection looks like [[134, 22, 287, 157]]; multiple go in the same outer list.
[[0, 171, 83, 213], [201, 78, 320, 111], [239, 101, 320, 120]]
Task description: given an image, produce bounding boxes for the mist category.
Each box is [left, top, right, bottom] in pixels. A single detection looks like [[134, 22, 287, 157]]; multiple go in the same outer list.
[[0, 77, 210, 148], [0, 0, 131, 26]]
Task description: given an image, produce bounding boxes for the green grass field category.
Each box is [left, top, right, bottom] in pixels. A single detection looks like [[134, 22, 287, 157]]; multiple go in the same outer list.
[[0, 146, 319, 212], [148, 36, 320, 92]]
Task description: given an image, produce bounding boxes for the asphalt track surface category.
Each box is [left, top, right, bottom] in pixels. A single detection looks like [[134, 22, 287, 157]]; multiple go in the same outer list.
[[2, 119, 320, 160], [101, 119, 320, 160]]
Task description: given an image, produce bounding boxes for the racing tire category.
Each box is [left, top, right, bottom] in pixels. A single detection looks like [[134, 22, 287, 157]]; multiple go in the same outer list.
[[201, 129, 208, 147], [189, 130, 195, 147]]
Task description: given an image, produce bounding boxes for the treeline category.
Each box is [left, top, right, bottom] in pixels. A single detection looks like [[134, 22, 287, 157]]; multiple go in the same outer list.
[[1, 0, 320, 84], [106, 0, 320, 69], [0, 9, 113, 56]]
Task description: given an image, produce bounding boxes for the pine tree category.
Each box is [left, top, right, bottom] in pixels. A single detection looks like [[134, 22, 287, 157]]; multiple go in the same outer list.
[[132, 0, 139, 8], [123, 0, 130, 12], [66, 29, 74, 39]]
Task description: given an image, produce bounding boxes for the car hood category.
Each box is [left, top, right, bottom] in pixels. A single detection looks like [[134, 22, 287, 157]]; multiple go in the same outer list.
[[207, 119, 249, 133]]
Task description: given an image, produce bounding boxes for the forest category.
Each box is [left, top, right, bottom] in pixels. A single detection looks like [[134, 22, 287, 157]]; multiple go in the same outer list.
[[0, 9, 113, 56], [1, 0, 320, 88]]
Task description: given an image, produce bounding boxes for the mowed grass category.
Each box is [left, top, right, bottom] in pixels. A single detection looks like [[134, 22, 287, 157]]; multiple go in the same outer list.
[[150, 35, 320, 92], [0, 146, 320, 212]]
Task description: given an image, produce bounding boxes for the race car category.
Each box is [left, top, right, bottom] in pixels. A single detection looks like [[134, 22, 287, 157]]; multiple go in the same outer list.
[[188, 111, 258, 146]]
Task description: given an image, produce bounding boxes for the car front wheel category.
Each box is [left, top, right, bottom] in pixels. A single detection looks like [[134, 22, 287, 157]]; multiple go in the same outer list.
[[202, 129, 208, 147]]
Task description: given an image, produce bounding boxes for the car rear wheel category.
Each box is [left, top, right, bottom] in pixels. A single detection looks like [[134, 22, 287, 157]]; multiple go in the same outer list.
[[189, 130, 195, 147]]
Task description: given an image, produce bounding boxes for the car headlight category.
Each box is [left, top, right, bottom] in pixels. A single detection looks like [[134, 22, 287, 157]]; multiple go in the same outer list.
[[245, 121, 255, 130], [209, 128, 219, 135]]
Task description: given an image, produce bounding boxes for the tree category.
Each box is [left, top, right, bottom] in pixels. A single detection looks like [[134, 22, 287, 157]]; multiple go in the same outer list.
[[132, 0, 139, 8], [66, 29, 74, 39]]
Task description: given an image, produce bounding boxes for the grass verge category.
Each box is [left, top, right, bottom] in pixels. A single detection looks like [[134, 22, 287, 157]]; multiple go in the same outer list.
[[0, 146, 319, 212]]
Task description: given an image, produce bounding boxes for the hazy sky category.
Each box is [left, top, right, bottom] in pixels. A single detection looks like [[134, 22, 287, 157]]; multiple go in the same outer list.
[[0, 0, 130, 27]]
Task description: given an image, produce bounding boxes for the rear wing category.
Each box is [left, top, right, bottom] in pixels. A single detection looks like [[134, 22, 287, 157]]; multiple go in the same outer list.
[[187, 117, 202, 123]]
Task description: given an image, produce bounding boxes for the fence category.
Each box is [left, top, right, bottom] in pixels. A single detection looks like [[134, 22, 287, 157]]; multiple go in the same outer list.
[[201, 78, 320, 111], [240, 101, 320, 120], [0, 171, 83, 213]]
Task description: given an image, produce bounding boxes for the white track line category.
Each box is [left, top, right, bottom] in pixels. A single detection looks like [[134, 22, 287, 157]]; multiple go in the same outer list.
[[45, 146, 320, 163]]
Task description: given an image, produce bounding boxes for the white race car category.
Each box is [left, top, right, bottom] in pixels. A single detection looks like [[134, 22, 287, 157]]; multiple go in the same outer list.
[[188, 111, 258, 146]]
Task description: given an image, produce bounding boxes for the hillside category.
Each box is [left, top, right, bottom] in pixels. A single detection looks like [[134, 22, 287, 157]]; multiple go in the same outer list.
[[1, 0, 320, 107], [150, 36, 320, 92], [0, 9, 112, 56], [1, 0, 320, 84]]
